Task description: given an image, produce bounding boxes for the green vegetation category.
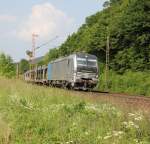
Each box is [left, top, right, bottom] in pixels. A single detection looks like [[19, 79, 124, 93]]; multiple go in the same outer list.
[[99, 70, 150, 96], [43, 48, 59, 64], [0, 78, 150, 144], [39, 0, 150, 96], [0, 54, 29, 78], [19, 59, 29, 74], [44, 0, 150, 73], [0, 53, 15, 78]]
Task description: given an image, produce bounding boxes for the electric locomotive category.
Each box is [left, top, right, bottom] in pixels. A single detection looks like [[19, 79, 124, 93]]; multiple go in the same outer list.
[[24, 53, 99, 90]]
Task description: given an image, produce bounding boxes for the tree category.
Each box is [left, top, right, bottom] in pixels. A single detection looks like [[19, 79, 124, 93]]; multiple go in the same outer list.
[[19, 59, 29, 74], [42, 0, 150, 73], [111, 0, 150, 71], [43, 48, 59, 64], [0, 53, 15, 78]]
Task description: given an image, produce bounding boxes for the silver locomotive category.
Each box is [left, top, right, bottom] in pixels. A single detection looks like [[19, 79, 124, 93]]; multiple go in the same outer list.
[[24, 53, 99, 90]]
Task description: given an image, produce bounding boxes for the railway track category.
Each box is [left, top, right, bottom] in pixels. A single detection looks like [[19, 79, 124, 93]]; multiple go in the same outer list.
[[30, 82, 150, 112], [72, 90, 150, 112]]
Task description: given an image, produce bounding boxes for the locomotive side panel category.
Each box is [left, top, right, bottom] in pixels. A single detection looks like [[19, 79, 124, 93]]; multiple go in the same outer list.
[[48, 64, 52, 80], [48, 57, 74, 83], [51, 59, 68, 81], [67, 58, 74, 82]]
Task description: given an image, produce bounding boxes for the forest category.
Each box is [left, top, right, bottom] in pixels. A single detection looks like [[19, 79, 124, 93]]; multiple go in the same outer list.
[[43, 0, 150, 73]]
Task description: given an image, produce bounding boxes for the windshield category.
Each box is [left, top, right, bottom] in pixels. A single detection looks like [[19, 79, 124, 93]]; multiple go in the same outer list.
[[77, 58, 97, 67], [77, 59, 87, 65], [76, 57, 98, 73], [87, 60, 97, 67]]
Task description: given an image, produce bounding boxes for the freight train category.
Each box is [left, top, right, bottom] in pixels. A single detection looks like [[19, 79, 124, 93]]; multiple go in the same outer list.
[[24, 53, 99, 90]]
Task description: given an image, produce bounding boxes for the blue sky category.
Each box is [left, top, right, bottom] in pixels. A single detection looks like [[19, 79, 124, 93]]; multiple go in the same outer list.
[[0, 0, 105, 62]]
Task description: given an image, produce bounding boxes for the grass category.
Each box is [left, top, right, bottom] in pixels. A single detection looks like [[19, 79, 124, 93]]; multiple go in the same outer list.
[[0, 77, 150, 144], [98, 70, 150, 96]]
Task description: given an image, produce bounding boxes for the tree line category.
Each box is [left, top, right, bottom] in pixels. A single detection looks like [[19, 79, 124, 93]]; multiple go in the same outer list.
[[42, 0, 150, 73], [0, 53, 29, 78]]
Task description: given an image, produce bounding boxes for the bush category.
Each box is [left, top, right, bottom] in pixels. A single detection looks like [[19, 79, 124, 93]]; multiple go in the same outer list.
[[0, 53, 15, 78], [99, 70, 150, 96]]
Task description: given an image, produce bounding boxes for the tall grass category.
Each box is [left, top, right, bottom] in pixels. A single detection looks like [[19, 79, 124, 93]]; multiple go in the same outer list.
[[98, 70, 150, 96], [0, 78, 149, 143]]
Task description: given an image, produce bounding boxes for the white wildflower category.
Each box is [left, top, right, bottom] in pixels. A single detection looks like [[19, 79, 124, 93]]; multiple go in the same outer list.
[[134, 116, 143, 121], [133, 139, 139, 143], [128, 113, 136, 117], [103, 135, 112, 140], [122, 121, 139, 129], [113, 131, 124, 137], [128, 121, 135, 126], [122, 121, 128, 126], [128, 112, 143, 121], [85, 104, 100, 112], [85, 131, 89, 135], [66, 141, 73, 144]]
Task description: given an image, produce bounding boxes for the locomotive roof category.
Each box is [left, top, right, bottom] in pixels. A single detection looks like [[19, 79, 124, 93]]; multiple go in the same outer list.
[[76, 53, 97, 59], [49, 53, 97, 64]]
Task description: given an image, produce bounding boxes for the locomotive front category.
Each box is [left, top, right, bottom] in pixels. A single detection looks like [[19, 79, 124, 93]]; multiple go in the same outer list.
[[73, 53, 99, 90]]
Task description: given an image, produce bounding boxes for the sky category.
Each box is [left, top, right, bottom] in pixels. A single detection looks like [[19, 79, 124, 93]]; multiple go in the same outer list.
[[0, 0, 106, 62]]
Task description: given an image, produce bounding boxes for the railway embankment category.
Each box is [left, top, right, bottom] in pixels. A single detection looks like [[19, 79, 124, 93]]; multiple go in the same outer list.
[[0, 78, 150, 143]]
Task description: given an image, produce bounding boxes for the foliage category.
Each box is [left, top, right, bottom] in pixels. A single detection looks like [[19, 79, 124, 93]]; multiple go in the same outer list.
[[44, 0, 150, 72], [0, 53, 15, 78], [42, 48, 60, 65], [19, 59, 29, 74], [111, 0, 150, 72], [98, 69, 150, 96]]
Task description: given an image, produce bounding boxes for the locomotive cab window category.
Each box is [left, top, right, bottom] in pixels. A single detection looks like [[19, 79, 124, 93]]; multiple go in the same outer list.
[[87, 60, 97, 67], [77, 58, 97, 67], [77, 58, 87, 66]]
